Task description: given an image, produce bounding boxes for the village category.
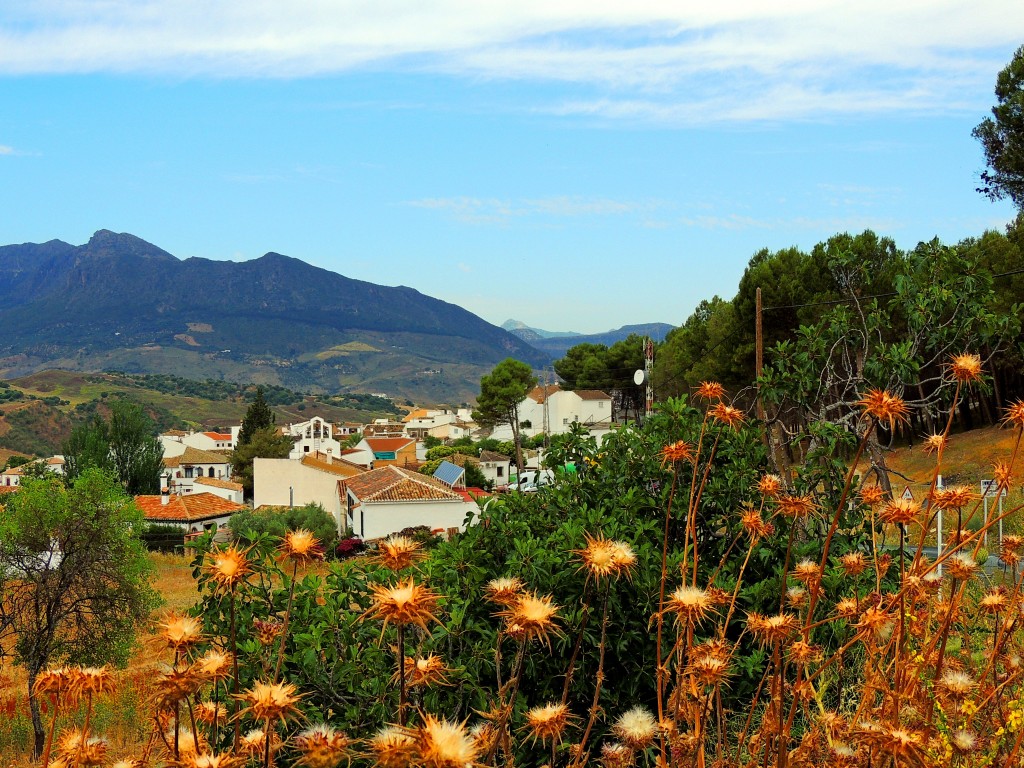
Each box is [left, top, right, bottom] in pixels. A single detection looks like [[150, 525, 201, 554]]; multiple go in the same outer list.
[[0, 384, 615, 547]]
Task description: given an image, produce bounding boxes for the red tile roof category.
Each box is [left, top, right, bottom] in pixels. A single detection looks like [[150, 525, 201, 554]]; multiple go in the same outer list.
[[203, 431, 233, 440], [0, 485, 19, 495], [527, 384, 561, 403], [135, 492, 246, 522], [345, 466, 462, 503], [301, 454, 365, 478], [364, 437, 416, 452], [575, 389, 612, 400], [164, 446, 232, 467], [479, 450, 510, 463], [193, 476, 244, 492]]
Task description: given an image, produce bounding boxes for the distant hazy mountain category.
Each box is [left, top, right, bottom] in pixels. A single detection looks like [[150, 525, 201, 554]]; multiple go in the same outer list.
[[501, 319, 582, 340], [0, 230, 548, 402], [503, 320, 675, 357]]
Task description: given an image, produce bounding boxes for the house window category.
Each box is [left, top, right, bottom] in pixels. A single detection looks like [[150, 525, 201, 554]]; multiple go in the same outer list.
[[497, 466, 504, 478], [562, 418, 569, 425], [208, 467, 215, 477], [599, 401, 604, 408], [304, 446, 310, 453], [184, 467, 194, 478]]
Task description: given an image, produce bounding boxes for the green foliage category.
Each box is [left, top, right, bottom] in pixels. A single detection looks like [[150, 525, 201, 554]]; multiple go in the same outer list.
[[229, 503, 339, 552], [63, 400, 164, 495], [238, 387, 276, 446], [228, 425, 295, 499], [473, 358, 537, 469], [140, 522, 187, 553], [0, 470, 159, 753], [422, 435, 442, 449], [974, 44, 1024, 209], [109, 372, 305, 405], [3, 454, 31, 470]]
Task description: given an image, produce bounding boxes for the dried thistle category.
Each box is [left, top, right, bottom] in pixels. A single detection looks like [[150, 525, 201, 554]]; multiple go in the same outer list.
[[281, 528, 325, 564], [857, 389, 909, 430], [414, 714, 479, 768], [205, 546, 251, 591], [499, 592, 561, 644], [483, 577, 525, 606], [368, 726, 417, 768], [376, 535, 425, 571], [948, 353, 983, 383], [524, 702, 575, 745], [235, 680, 303, 726], [612, 706, 657, 750], [365, 578, 442, 633], [294, 724, 352, 768]]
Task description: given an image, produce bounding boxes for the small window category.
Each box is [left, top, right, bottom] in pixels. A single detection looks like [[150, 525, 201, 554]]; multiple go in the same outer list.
[[562, 418, 569, 425], [497, 466, 504, 477], [184, 467, 194, 478], [208, 467, 215, 478], [599, 401, 604, 408]]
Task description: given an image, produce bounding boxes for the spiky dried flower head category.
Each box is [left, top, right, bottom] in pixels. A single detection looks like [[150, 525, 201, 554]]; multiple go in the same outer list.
[[980, 587, 1009, 614], [947, 553, 980, 582], [237, 727, 276, 758], [659, 440, 694, 466], [785, 586, 807, 609], [1001, 534, 1024, 567], [775, 493, 817, 519], [294, 724, 352, 768], [747, 613, 798, 646], [193, 650, 231, 682], [665, 586, 715, 625], [994, 461, 1013, 488], [205, 546, 251, 591], [483, 576, 524, 606], [573, 533, 637, 581], [56, 730, 109, 765], [366, 578, 442, 633], [695, 380, 726, 401], [939, 670, 976, 699], [415, 715, 479, 768], [855, 607, 894, 641], [922, 433, 947, 456], [710, 402, 745, 429], [838, 552, 869, 577], [857, 484, 886, 507], [161, 727, 207, 759], [159, 612, 204, 652], [949, 353, 983, 384], [376, 535, 425, 571], [195, 700, 226, 726], [857, 389, 909, 431], [523, 702, 575, 745], [879, 498, 920, 526], [599, 742, 635, 768], [153, 666, 204, 711], [1004, 400, 1024, 429], [788, 641, 821, 666], [396, 654, 450, 689], [236, 680, 303, 726], [254, 618, 284, 646], [110, 760, 141, 768], [835, 597, 859, 619], [75, 666, 116, 698], [612, 706, 657, 750], [757, 474, 783, 498], [281, 528, 325, 564], [369, 726, 417, 768], [499, 592, 560, 643], [740, 507, 774, 538], [931, 485, 977, 510], [191, 754, 248, 768], [792, 559, 820, 585], [33, 667, 79, 703], [687, 650, 732, 687], [875, 727, 926, 765]]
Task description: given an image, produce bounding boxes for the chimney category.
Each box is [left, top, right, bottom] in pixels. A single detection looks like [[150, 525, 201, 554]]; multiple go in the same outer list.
[[326, 448, 333, 464], [161, 487, 170, 506]]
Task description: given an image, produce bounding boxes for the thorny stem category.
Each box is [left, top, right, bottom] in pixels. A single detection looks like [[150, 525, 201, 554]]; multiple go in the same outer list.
[[273, 559, 300, 683], [40, 697, 60, 768], [398, 624, 407, 724], [560, 589, 593, 706], [571, 583, 612, 767], [656, 469, 680, 765], [230, 588, 241, 751]]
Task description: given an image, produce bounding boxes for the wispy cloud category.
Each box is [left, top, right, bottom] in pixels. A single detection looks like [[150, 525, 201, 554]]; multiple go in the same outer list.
[[0, 145, 15, 155], [0, 1, 1020, 123], [408, 195, 660, 223]]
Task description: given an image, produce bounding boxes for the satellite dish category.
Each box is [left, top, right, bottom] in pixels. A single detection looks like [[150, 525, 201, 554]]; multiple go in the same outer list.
[[634, 370, 646, 386]]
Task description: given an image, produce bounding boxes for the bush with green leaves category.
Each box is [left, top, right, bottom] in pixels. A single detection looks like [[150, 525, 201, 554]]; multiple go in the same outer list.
[[228, 502, 339, 552]]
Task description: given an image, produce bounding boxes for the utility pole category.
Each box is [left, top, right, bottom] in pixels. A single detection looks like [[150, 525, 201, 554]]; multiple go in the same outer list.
[[755, 287, 764, 421], [644, 337, 654, 420]]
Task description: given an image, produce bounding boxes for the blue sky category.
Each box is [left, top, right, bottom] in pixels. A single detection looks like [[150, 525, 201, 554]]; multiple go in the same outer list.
[[1, 3, 1021, 334]]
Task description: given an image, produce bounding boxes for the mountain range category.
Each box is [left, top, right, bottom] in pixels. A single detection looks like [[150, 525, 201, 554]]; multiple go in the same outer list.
[[501, 319, 674, 357], [0, 231, 548, 403]]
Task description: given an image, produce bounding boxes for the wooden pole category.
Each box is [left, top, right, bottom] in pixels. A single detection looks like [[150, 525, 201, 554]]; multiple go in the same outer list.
[[756, 287, 764, 420]]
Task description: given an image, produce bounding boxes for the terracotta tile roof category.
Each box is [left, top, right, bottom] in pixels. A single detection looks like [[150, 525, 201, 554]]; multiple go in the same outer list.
[[203, 431, 233, 440], [345, 466, 462, 503], [448, 453, 478, 468], [193, 476, 244, 492], [575, 389, 612, 400], [135, 492, 246, 522], [0, 485, 19, 495], [301, 454, 365, 478], [527, 384, 561, 403], [479, 450, 511, 463], [163, 429, 189, 437], [1, 467, 23, 476], [164, 446, 232, 467], [46, 456, 65, 466], [364, 437, 416, 452], [402, 408, 430, 423]]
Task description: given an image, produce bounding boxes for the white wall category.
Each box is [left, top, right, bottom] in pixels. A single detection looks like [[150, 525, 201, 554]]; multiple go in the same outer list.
[[253, 458, 346, 533], [347, 499, 476, 540]]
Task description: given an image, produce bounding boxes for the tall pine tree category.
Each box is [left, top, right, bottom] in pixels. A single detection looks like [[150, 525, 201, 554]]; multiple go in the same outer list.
[[238, 387, 275, 445]]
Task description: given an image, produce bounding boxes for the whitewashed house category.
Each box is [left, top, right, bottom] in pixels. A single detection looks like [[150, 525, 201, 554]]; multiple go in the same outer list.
[[163, 447, 233, 495], [253, 453, 365, 533], [160, 430, 235, 458], [282, 416, 342, 460], [489, 386, 614, 442], [135, 491, 246, 534]]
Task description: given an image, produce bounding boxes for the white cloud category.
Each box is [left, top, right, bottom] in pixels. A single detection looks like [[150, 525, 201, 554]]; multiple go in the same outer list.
[[1, 1, 1021, 122], [0, 145, 14, 155]]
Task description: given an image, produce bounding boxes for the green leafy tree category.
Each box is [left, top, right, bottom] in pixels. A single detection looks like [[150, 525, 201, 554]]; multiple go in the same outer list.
[[974, 44, 1024, 209], [63, 400, 164, 495], [472, 358, 537, 470], [0, 470, 159, 756], [229, 425, 295, 499], [228, 502, 339, 552], [238, 387, 275, 446]]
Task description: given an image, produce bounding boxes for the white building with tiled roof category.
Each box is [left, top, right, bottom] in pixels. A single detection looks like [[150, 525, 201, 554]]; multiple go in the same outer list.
[[489, 385, 614, 443], [163, 446, 233, 495], [193, 476, 245, 504], [344, 466, 477, 540], [160, 429, 235, 458], [135, 491, 246, 534], [253, 452, 365, 533]]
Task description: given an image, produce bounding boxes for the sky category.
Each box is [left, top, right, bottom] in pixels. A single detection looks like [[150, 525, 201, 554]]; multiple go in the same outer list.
[[1, 3, 1022, 334]]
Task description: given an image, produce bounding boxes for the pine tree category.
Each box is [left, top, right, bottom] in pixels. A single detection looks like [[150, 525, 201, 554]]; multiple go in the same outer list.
[[239, 387, 275, 445]]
